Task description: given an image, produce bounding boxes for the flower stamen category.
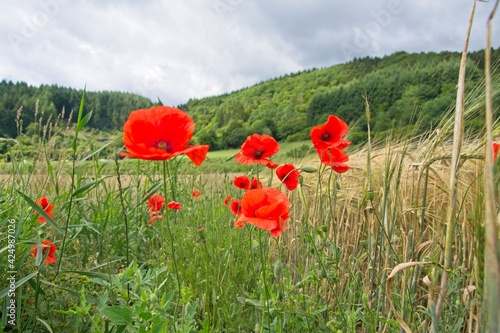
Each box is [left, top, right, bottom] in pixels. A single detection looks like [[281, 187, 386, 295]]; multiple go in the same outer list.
[[157, 141, 173, 153]]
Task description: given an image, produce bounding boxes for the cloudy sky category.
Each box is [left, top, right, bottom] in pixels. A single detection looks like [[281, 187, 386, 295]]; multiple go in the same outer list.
[[1, 0, 499, 106]]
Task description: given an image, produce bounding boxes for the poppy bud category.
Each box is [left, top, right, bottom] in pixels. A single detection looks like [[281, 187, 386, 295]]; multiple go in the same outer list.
[[273, 260, 282, 279], [197, 225, 206, 241], [299, 165, 318, 173], [366, 191, 375, 201]]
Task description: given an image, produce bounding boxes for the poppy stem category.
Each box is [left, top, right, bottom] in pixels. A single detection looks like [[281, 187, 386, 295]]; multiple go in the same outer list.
[[165, 157, 178, 200], [200, 230, 213, 325], [114, 156, 131, 300], [255, 164, 260, 184], [249, 228, 257, 282], [31, 267, 42, 330], [114, 158, 130, 267], [268, 164, 274, 188], [299, 171, 348, 325], [162, 160, 182, 310], [257, 228, 271, 332]]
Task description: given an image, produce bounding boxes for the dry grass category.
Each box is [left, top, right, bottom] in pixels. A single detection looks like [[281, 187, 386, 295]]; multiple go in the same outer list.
[[273, 130, 491, 331]]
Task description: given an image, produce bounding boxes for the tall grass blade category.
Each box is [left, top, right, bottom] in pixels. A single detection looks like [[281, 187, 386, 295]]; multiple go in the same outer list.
[[0, 272, 38, 299], [436, 0, 476, 324], [483, 0, 500, 331]]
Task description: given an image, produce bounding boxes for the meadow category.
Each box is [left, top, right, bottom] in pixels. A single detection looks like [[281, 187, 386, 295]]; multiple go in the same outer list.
[[0, 80, 498, 333]]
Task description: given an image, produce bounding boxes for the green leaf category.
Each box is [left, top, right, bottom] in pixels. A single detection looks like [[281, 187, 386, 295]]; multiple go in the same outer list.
[[100, 306, 132, 326], [76, 88, 86, 130], [139, 311, 153, 321], [160, 290, 176, 309], [152, 318, 168, 333], [76, 110, 93, 132], [36, 317, 55, 333], [115, 326, 127, 333], [40, 280, 99, 304], [72, 177, 106, 197], [73, 88, 86, 151], [98, 291, 109, 310], [184, 298, 199, 319], [236, 297, 262, 307], [28, 278, 45, 295], [65, 270, 111, 281]]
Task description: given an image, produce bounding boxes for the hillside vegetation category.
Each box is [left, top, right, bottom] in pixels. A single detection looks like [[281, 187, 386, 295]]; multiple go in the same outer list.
[[1, 49, 499, 156], [182, 49, 500, 148], [1, 46, 500, 332], [0, 83, 153, 138]]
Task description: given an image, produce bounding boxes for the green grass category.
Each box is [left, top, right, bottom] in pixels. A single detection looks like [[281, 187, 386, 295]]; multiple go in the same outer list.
[[0, 84, 498, 332], [206, 141, 314, 160]]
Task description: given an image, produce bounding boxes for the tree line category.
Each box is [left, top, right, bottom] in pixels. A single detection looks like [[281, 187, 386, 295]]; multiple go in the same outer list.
[[1, 48, 498, 151], [184, 49, 499, 149], [0, 82, 153, 138]]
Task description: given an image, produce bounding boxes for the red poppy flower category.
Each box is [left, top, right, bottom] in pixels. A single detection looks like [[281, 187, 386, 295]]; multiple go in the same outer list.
[[234, 134, 279, 168], [250, 177, 263, 189], [236, 187, 290, 237], [35, 196, 54, 224], [148, 215, 163, 226], [276, 164, 300, 190], [494, 142, 499, 161], [31, 240, 57, 264], [233, 176, 250, 190], [317, 148, 350, 173], [310, 115, 351, 151], [148, 193, 165, 215], [167, 201, 182, 210], [121, 106, 209, 165], [230, 199, 242, 216], [223, 195, 232, 206], [192, 190, 202, 199]]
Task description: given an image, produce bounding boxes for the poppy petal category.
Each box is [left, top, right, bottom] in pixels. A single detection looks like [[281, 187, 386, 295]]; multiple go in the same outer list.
[[237, 187, 290, 237], [183, 145, 210, 166], [235, 134, 279, 166], [276, 164, 300, 190], [317, 148, 350, 173], [122, 106, 208, 164], [310, 115, 351, 151], [238, 216, 277, 231], [255, 200, 289, 221]]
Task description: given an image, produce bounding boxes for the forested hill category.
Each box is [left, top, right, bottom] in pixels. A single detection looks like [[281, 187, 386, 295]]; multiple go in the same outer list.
[[182, 49, 499, 149], [0, 82, 154, 138], [1, 49, 499, 148]]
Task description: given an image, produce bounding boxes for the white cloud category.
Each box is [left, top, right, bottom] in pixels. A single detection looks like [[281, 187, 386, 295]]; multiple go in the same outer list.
[[0, 0, 498, 106]]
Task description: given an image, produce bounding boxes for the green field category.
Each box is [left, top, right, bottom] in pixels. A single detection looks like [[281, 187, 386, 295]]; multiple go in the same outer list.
[[1, 49, 500, 333]]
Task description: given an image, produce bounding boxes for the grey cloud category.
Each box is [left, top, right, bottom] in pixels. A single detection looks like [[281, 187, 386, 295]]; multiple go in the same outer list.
[[0, 0, 498, 106]]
